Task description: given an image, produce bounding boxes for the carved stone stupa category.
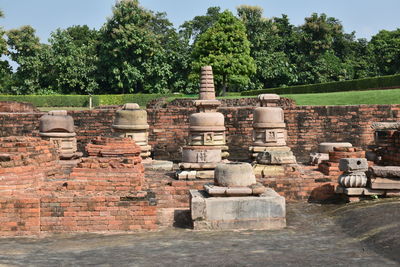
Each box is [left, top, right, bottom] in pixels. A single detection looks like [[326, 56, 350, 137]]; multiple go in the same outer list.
[[177, 66, 228, 180], [112, 103, 151, 159], [39, 110, 82, 159]]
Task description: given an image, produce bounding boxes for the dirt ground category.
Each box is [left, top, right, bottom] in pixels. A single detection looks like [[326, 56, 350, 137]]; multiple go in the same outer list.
[[0, 199, 399, 266]]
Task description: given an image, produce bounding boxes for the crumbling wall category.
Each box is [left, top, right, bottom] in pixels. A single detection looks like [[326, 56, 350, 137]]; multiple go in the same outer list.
[[0, 136, 157, 236]]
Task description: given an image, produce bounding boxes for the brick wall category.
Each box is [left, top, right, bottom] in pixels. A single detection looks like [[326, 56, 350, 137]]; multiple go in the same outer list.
[[0, 136, 157, 236], [2, 99, 400, 163]]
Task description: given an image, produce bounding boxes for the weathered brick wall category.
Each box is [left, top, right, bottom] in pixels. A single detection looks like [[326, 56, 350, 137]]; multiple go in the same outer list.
[[1, 100, 400, 162], [0, 137, 157, 236], [0, 198, 40, 237]]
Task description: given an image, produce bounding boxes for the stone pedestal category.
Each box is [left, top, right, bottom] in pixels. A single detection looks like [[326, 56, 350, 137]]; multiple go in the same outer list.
[[112, 103, 151, 159], [39, 110, 81, 159], [177, 66, 229, 180], [190, 162, 285, 230], [190, 189, 286, 230], [250, 94, 296, 178]]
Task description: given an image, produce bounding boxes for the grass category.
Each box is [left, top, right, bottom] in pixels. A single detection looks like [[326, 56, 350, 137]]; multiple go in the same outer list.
[[36, 88, 400, 110], [39, 107, 91, 112], [282, 88, 400, 106]]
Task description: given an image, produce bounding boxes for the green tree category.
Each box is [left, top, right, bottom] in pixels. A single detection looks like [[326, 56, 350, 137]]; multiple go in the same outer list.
[[6, 25, 48, 94], [0, 9, 12, 92], [180, 7, 221, 44], [47, 26, 99, 94], [192, 10, 256, 95], [369, 29, 400, 75], [152, 12, 193, 93], [98, 0, 172, 94], [237, 6, 298, 88], [296, 13, 350, 84]]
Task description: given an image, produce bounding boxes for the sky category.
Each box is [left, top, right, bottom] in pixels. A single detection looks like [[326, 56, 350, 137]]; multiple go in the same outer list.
[[0, 0, 399, 44]]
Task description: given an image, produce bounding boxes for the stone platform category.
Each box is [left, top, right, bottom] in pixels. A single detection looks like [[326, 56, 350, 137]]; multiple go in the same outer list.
[[190, 188, 286, 230]]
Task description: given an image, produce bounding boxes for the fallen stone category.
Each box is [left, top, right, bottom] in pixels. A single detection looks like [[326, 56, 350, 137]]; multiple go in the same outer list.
[[318, 142, 352, 153], [309, 152, 329, 165], [256, 150, 296, 165], [371, 122, 400, 130], [339, 158, 368, 172], [369, 166, 400, 178], [370, 177, 400, 190], [144, 160, 173, 171]]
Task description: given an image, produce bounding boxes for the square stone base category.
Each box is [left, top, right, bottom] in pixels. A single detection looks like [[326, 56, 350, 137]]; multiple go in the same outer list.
[[190, 188, 286, 230]]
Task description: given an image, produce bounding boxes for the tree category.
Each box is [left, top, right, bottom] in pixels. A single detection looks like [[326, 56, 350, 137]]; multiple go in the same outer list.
[[6, 25, 48, 94], [237, 6, 298, 88], [300, 13, 343, 57], [295, 13, 351, 84], [192, 10, 256, 95], [98, 0, 172, 94], [369, 29, 400, 75], [0, 9, 12, 92], [180, 7, 221, 44], [151, 12, 193, 93], [47, 26, 100, 94]]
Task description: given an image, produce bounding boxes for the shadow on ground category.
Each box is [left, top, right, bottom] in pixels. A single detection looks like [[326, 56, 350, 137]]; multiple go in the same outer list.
[[0, 200, 399, 266]]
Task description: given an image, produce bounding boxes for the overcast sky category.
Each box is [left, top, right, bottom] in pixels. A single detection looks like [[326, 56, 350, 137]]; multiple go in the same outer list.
[[1, 0, 399, 44]]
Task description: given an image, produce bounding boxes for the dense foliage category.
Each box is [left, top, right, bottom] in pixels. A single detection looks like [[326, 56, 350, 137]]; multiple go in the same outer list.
[[0, 2, 400, 95]]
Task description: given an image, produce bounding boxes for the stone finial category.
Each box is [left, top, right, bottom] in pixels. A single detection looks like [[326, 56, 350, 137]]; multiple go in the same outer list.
[[199, 66, 216, 100], [258, 94, 280, 107], [122, 103, 140, 110]]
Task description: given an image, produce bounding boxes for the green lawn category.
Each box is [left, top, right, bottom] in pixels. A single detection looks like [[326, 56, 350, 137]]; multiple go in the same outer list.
[[39, 107, 91, 112], [282, 88, 400, 106], [37, 88, 400, 110]]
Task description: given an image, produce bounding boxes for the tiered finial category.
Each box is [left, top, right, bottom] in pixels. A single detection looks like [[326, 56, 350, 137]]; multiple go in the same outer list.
[[199, 66, 216, 100]]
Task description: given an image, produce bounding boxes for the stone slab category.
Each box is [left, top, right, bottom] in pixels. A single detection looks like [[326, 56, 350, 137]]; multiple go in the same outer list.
[[335, 186, 384, 196], [250, 146, 291, 153], [144, 160, 173, 171], [371, 122, 400, 130], [369, 166, 400, 178], [176, 170, 214, 180], [318, 142, 352, 153], [204, 183, 266, 196], [190, 188, 286, 230], [370, 177, 400, 190], [253, 165, 286, 177], [179, 162, 217, 170], [256, 150, 296, 165]]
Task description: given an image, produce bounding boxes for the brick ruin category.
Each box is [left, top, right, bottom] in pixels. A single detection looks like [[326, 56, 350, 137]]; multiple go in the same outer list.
[[2, 88, 400, 235]]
